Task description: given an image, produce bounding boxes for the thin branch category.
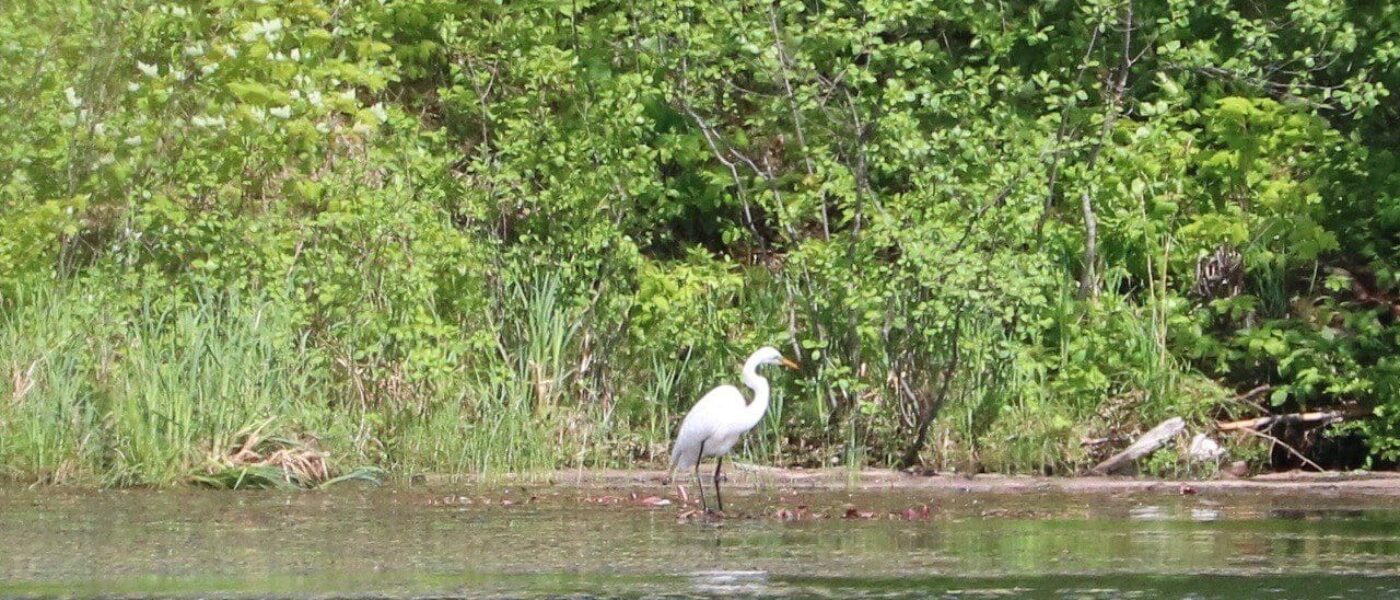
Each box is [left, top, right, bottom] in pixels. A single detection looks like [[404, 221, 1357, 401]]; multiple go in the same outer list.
[[674, 50, 766, 247], [1234, 426, 1326, 472], [899, 307, 963, 469], [1035, 25, 1102, 239], [1078, 0, 1136, 300], [767, 5, 828, 240]]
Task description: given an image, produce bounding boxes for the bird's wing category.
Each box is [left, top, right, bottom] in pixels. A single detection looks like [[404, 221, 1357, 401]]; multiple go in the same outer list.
[[670, 384, 745, 469]]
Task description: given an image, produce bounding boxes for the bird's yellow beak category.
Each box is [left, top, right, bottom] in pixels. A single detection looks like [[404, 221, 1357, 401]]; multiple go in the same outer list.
[[779, 357, 800, 370]]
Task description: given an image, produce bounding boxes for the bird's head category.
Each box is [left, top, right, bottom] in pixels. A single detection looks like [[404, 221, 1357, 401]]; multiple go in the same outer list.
[[751, 346, 799, 370]]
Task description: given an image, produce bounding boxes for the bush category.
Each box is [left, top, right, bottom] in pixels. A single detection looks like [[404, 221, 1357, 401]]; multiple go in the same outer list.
[[1, 0, 1397, 483]]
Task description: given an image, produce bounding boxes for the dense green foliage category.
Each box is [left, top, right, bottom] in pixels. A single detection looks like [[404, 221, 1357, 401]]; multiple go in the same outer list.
[[2, 0, 1397, 484]]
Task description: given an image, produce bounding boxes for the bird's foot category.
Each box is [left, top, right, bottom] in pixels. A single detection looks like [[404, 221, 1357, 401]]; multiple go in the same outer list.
[[704, 508, 726, 519]]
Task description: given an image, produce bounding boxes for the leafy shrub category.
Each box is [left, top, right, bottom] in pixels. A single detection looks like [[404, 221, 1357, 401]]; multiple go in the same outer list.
[[1, 0, 1398, 483]]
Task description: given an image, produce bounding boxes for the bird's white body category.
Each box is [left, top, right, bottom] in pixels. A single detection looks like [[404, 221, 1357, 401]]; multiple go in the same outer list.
[[670, 384, 761, 470], [667, 346, 795, 510]]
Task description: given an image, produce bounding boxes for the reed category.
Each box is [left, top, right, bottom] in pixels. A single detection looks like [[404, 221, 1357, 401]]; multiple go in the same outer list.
[[0, 271, 1220, 486]]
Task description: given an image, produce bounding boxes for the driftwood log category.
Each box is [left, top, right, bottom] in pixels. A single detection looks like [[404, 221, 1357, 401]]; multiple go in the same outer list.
[[1090, 417, 1186, 475], [1216, 409, 1369, 432]]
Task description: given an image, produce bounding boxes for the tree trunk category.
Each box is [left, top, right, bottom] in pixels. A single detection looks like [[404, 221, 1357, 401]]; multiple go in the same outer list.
[[899, 312, 962, 469], [1078, 190, 1099, 299]]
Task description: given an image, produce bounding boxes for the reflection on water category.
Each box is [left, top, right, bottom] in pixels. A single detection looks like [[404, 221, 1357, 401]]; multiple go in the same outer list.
[[1128, 504, 1167, 521], [1190, 507, 1220, 521], [688, 570, 770, 596], [2, 485, 1399, 598]]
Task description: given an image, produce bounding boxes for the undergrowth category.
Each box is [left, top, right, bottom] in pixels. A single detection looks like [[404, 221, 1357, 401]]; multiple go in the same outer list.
[[2, 1, 1397, 485]]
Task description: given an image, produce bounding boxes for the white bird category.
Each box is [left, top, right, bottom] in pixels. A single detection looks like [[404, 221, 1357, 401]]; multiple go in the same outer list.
[[665, 346, 798, 513]]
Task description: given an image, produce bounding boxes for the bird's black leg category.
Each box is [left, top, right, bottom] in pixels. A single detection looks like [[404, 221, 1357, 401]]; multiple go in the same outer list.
[[694, 440, 707, 512], [713, 455, 724, 513]]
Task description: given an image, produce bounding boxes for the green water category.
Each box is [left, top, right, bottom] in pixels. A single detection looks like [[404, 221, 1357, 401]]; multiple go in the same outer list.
[[2, 484, 1399, 598]]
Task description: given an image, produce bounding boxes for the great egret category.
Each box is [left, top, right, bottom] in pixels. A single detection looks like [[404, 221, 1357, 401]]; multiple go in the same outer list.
[[665, 346, 798, 513]]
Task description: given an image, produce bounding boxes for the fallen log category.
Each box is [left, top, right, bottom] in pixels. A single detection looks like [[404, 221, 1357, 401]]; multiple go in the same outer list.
[[1090, 417, 1186, 475], [1216, 408, 1369, 432]]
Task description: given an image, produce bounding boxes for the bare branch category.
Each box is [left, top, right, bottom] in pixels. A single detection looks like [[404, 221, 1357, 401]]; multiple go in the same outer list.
[[1035, 25, 1102, 239], [767, 5, 828, 240], [1079, 0, 1136, 299], [1234, 426, 1326, 473]]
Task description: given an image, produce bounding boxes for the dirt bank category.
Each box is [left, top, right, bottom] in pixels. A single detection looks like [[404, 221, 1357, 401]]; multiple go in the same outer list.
[[422, 465, 1400, 497]]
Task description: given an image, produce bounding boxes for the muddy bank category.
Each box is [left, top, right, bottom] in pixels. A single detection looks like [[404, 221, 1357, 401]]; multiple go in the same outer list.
[[421, 466, 1400, 497]]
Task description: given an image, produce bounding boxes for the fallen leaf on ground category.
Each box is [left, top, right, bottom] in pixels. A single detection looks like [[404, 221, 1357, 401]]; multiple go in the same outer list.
[[844, 507, 877, 519], [775, 505, 816, 521], [582, 495, 621, 504], [901, 504, 932, 520]]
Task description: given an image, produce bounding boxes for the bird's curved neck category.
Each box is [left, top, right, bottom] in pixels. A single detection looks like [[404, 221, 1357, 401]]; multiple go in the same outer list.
[[739, 358, 771, 429]]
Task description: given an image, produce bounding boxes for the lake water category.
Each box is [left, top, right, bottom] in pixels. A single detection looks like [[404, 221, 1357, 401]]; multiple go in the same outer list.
[[3, 482, 1399, 598]]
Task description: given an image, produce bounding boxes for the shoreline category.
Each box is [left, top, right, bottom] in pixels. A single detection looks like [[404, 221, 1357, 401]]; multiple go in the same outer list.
[[8, 466, 1400, 496], [411, 465, 1400, 497]]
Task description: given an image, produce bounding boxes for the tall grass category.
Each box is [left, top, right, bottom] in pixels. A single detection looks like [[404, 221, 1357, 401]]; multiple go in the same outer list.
[[0, 287, 102, 482], [102, 292, 328, 485], [0, 284, 338, 485], [393, 276, 584, 479], [0, 270, 1223, 486]]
